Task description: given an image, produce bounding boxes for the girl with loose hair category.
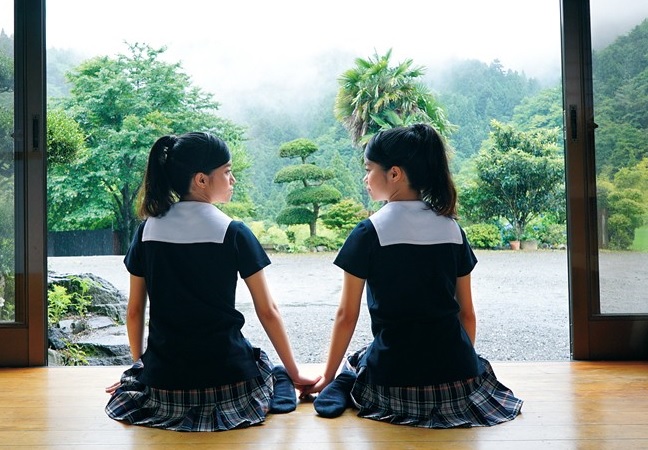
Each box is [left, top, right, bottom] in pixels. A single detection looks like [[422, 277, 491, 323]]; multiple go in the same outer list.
[[105, 132, 318, 431], [305, 124, 523, 428]]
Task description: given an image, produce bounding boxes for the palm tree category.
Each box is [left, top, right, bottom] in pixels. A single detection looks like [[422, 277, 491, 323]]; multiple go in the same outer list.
[[335, 49, 454, 147]]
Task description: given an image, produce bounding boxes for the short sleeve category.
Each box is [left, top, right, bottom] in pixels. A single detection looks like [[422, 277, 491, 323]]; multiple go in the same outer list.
[[124, 221, 146, 277], [333, 220, 377, 279], [457, 228, 478, 277], [232, 221, 271, 279]]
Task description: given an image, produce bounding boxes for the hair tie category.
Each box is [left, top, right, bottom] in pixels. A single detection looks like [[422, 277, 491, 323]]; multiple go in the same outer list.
[[163, 135, 178, 163]]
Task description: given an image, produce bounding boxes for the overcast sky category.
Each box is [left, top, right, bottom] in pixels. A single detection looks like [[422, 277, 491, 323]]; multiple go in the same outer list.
[[2, 1, 647, 118], [43, 1, 564, 90]]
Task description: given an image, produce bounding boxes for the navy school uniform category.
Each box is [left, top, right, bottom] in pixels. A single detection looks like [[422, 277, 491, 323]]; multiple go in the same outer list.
[[105, 201, 275, 431], [334, 200, 523, 428]]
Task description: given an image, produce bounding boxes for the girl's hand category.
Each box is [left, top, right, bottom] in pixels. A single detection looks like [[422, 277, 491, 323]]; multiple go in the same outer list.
[[299, 374, 332, 395], [105, 381, 121, 395], [290, 371, 322, 392]]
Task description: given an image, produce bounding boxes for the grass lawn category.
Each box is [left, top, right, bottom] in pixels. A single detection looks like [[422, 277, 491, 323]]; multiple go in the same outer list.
[[631, 225, 648, 251]]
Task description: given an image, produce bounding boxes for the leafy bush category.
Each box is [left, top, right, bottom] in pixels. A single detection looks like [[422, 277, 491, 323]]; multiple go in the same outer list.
[[48, 285, 72, 325], [464, 223, 502, 249], [304, 235, 337, 250], [608, 214, 635, 250], [59, 341, 89, 366], [540, 223, 567, 247], [248, 221, 266, 238], [47, 277, 92, 325], [260, 226, 289, 246], [246, 221, 341, 252], [500, 224, 518, 243], [219, 201, 255, 220], [521, 224, 542, 241], [321, 199, 367, 237], [516, 215, 568, 248]]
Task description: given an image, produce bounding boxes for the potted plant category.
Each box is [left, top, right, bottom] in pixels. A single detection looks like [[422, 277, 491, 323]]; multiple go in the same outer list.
[[501, 225, 520, 250], [521, 225, 540, 250]]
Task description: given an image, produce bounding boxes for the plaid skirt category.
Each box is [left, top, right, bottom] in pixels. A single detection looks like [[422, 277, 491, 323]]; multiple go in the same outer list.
[[345, 348, 523, 428], [105, 350, 274, 432]]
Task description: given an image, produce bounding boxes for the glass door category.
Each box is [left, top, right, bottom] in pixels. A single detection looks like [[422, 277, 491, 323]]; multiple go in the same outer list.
[[0, 0, 47, 366], [591, 2, 648, 316], [0, 3, 15, 325], [562, 0, 648, 359]]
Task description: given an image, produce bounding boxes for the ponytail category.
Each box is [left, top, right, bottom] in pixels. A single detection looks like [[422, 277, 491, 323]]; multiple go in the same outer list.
[[414, 124, 457, 217], [137, 135, 178, 218], [364, 124, 457, 217]]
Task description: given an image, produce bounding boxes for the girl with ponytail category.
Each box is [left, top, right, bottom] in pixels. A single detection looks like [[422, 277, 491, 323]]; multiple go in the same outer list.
[[105, 132, 318, 431], [304, 124, 523, 428]]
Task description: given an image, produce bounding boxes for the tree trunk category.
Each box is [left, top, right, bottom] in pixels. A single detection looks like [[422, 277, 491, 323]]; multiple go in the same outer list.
[[598, 207, 609, 248], [309, 203, 320, 237]]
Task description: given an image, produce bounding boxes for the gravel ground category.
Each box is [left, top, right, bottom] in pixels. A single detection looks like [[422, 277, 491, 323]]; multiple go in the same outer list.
[[48, 249, 603, 365]]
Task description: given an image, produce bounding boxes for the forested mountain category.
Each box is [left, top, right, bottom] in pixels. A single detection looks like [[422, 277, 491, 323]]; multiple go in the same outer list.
[[592, 18, 648, 174], [435, 59, 542, 162]]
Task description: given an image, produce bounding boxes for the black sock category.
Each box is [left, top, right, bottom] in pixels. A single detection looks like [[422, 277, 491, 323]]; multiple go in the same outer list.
[[269, 365, 297, 414], [314, 370, 357, 418]]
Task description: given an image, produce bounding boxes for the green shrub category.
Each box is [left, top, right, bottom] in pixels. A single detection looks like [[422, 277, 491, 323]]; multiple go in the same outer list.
[[304, 235, 337, 250], [321, 199, 367, 237], [465, 223, 502, 249], [500, 225, 518, 243], [48, 285, 72, 325], [248, 221, 266, 238], [521, 224, 542, 241], [608, 214, 635, 250], [260, 226, 289, 246], [287, 224, 311, 244], [66, 276, 93, 315], [59, 341, 89, 366], [538, 223, 567, 247], [47, 277, 92, 325], [632, 225, 648, 251]]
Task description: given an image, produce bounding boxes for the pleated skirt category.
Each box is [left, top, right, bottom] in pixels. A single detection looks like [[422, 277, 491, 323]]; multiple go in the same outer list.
[[346, 349, 523, 428], [105, 350, 274, 432]]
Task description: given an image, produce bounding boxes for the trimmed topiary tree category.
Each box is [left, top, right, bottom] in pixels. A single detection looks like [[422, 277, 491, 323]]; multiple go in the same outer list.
[[274, 138, 342, 237]]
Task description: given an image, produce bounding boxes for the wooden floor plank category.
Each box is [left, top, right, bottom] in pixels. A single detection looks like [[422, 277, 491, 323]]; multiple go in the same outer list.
[[1, 362, 647, 448]]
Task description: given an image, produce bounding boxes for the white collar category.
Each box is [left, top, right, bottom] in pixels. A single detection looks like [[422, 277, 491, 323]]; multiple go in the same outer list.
[[142, 201, 232, 244], [369, 201, 462, 246]]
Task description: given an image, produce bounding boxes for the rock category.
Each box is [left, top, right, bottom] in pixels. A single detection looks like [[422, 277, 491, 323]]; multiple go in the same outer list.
[[74, 325, 133, 366], [48, 326, 68, 350], [47, 271, 132, 365], [47, 349, 65, 366], [85, 316, 116, 330]]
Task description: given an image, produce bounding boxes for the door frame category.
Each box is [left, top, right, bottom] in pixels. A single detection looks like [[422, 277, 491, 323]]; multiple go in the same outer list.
[[0, 0, 47, 366], [561, 0, 648, 359]]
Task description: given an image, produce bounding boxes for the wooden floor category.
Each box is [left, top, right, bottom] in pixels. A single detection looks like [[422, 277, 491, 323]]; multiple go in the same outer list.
[[1, 362, 647, 449]]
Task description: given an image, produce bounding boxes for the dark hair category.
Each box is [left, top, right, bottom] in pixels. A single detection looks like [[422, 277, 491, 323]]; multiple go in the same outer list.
[[137, 132, 231, 218], [364, 124, 457, 217]]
